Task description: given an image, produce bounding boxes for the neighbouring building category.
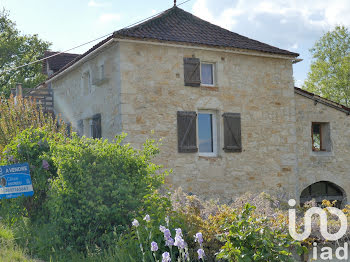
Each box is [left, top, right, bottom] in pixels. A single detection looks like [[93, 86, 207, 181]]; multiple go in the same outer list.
[[35, 5, 350, 205], [42, 51, 79, 76]]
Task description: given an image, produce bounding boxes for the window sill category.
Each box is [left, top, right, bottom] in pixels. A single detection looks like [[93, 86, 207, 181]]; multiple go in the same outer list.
[[92, 77, 109, 86], [310, 151, 334, 157], [198, 154, 220, 160], [200, 85, 218, 92]]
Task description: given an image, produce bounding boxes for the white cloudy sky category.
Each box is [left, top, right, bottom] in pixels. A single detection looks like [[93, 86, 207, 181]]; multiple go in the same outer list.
[[1, 0, 349, 86]]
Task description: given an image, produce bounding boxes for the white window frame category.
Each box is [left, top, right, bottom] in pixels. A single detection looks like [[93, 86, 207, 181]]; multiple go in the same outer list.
[[200, 62, 215, 87], [197, 110, 218, 157]]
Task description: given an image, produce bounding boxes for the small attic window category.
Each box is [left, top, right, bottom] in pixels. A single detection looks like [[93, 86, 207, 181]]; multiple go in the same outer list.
[[312, 122, 331, 152], [100, 64, 104, 79], [83, 71, 91, 94], [201, 63, 214, 86]]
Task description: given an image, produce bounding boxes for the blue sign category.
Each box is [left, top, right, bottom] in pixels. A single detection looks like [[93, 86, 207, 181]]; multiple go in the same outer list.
[[0, 163, 34, 199]]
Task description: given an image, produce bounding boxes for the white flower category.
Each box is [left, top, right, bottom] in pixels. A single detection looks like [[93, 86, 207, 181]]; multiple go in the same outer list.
[[132, 219, 139, 227], [159, 225, 166, 232], [174, 235, 186, 249], [175, 228, 183, 237], [195, 232, 203, 245], [151, 241, 158, 252], [143, 214, 150, 222], [197, 248, 205, 260], [162, 251, 171, 262]]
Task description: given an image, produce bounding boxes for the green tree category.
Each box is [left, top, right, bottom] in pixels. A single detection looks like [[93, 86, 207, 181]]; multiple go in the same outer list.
[[303, 25, 350, 106], [0, 9, 50, 96]]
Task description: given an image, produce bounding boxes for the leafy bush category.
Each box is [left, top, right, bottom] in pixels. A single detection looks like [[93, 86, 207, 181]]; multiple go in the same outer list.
[[216, 203, 304, 262], [0, 127, 61, 222], [47, 133, 167, 250], [0, 95, 66, 153]]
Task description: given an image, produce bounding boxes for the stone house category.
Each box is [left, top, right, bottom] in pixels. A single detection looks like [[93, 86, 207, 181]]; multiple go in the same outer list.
[[37, 6, 350, 204]]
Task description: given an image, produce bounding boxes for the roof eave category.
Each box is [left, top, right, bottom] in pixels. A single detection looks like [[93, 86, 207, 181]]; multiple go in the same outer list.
[[115, 36, 299, 60], [294, 87, 350, 115]]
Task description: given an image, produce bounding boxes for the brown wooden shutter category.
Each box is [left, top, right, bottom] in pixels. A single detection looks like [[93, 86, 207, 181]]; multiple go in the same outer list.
[[92, 113, 102, 138], [177, 111, 198, 153], [183, 57, 200, 87], [223, 113, 242, 152], [66, 122, 72, 137], [77, 119, 84, 137]]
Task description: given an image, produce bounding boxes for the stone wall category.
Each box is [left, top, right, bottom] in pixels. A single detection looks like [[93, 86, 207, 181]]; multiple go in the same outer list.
[[51, 39, 350, 203], [118, 40, 298, 201], [52, 43, 122, 140], [295, 94, 350, 202]]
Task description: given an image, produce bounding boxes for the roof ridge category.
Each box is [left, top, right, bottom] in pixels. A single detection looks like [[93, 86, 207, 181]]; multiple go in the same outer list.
[[44, 51, 80, 56], [114, 6, 299, 57], [117, 6, 175, 33]]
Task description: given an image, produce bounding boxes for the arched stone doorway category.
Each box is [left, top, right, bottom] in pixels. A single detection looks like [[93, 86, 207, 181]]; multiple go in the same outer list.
[[300, 181, 345, 207]]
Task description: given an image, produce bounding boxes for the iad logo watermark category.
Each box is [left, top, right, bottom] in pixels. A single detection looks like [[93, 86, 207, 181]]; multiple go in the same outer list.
[[288, 199, 348, 260]]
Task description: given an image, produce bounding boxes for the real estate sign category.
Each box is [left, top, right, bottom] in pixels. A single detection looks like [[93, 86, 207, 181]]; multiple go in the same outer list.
[[0, 163, 34, 199]]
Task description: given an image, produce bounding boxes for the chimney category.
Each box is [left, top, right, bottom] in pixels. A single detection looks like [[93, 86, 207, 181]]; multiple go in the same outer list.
[[16, 83, 23, 97]]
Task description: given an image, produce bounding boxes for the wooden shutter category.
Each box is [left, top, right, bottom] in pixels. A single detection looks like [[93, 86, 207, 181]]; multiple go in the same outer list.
[[66, 122, 72, 137], [177, 111, 198, 153], [183, 57, 200, 87], [92, 113, 102, 139], [77, 119, 84, 137], [223, 113, 242, 152]]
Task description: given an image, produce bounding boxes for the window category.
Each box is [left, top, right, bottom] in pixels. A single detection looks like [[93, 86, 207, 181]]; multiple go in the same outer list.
[[177, 111, 241, 155], [90, 114, 102, 139], [83, 71, 91, 95], [312, 122, 331, 152], [77, 119, 84, 137], [100, 64, 105, 79], [300, 181, 344, 207], [200, 63, 214, 86], [198, 111, 217, 156], [183, 58, 215, 87]]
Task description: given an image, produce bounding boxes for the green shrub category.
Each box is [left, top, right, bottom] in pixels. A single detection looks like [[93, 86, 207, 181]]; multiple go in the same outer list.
[[216, 203, 305, 262], [0, 95, 66, 153], [0, 127, 61, 222], [47, 133, 167, 250]]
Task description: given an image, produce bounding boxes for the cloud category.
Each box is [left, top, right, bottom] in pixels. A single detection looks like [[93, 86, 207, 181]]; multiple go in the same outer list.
[[98, 13, 121, 24], [192, 0, 241, 30], [191, 0, 350, 86], [88, 0, 110, 7], [191, 0, 350, 42]]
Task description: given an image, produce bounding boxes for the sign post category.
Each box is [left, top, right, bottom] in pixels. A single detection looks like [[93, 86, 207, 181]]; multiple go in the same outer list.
[[0, 163, 34, 199]]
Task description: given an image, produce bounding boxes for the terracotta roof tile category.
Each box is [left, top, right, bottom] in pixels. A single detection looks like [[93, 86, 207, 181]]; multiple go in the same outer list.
[[115, 6, 299, 57], [43, 51, 80, 74]]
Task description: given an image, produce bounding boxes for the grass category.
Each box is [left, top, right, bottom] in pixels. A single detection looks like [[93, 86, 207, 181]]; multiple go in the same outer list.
[[0, 221, 140, 262], [0, 224, 36, 262]]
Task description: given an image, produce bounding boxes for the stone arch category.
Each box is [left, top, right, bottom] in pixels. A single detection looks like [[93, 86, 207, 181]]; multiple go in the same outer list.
[[300, 181, 346, 207]]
